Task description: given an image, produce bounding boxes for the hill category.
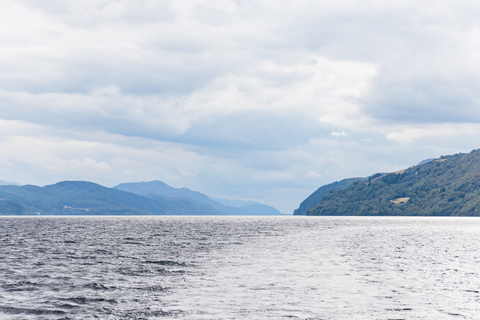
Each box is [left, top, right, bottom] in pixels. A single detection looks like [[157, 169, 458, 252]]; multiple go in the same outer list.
[[293, 177, 364, 215], [0, 181, 223, 215], [304, 149, 480, 216], [114, 181, 283, 215], [0, 179, 20, 186]]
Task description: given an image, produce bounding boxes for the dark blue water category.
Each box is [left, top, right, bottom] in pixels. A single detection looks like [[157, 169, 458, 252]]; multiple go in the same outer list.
[[1, 216, 479, 319]]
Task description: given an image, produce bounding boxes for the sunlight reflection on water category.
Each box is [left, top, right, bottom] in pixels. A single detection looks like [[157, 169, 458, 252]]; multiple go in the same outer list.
[[1, 216, 479, 319]]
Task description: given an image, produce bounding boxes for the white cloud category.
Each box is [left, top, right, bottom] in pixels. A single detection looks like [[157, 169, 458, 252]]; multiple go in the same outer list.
[[1, 0, 480, 213], [384, 123, 480, 144], [304, 170, 323, 179]]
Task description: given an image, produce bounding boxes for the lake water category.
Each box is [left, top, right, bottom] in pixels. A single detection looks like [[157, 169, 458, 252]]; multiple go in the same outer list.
[[0, 216, 479, 319]]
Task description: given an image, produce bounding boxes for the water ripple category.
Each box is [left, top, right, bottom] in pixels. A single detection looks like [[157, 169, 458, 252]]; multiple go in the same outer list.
[[0, 216, 479, 319]]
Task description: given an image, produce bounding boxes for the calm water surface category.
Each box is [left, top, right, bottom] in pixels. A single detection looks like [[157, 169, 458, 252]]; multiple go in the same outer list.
[[0, 216, 479, 319]]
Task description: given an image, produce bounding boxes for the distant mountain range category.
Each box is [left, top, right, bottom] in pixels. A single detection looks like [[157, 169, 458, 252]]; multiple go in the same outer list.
[[0, 180, 282, 216], [0, 179, 20, 186], [295, 149, 480, 216], [114, 181, 282, 216]]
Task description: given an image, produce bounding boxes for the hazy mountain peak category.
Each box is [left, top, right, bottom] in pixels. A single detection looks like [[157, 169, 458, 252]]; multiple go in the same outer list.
[[0, 179, 20, 186], [114, 180, 173, 193], [211, 197, 260, 208], [115, 180, 283, 215]]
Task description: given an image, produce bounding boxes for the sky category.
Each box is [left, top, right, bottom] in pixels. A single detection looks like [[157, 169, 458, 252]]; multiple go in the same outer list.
[[1, 0, 480, 213]]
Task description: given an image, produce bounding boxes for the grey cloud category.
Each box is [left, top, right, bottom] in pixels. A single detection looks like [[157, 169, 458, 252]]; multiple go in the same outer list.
[[275, 2, 480, 124], [278, 2, 480, 61], [361, 74, 480, 123], [4, 0, 480, 213], [0, 45, 228, 96], [0, 92, 189, 138], [17, 0, 176, 26], [177, 110, 335, 153]]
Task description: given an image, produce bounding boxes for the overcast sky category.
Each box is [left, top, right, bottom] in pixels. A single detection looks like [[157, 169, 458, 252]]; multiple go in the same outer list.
[[1, 0, 480, 213]]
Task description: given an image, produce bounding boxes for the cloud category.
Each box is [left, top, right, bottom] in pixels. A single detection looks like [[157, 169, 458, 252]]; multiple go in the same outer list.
[[15, 0, 176, 26], [1, 0, 480, 213], [362, 69, 480, 123], [0, 48, 375, 146], [383, 123, 480, 144], [263, 1, 480, 125], [0, 123, 205, 187], [331, 131, 347, 136], [304, 170, 323, 179]]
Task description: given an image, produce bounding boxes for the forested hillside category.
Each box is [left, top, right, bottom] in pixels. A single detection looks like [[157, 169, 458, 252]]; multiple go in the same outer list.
[[293, 177, 364, 215], [0, 180, 282, 215], [307, 149, 480, 216]]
